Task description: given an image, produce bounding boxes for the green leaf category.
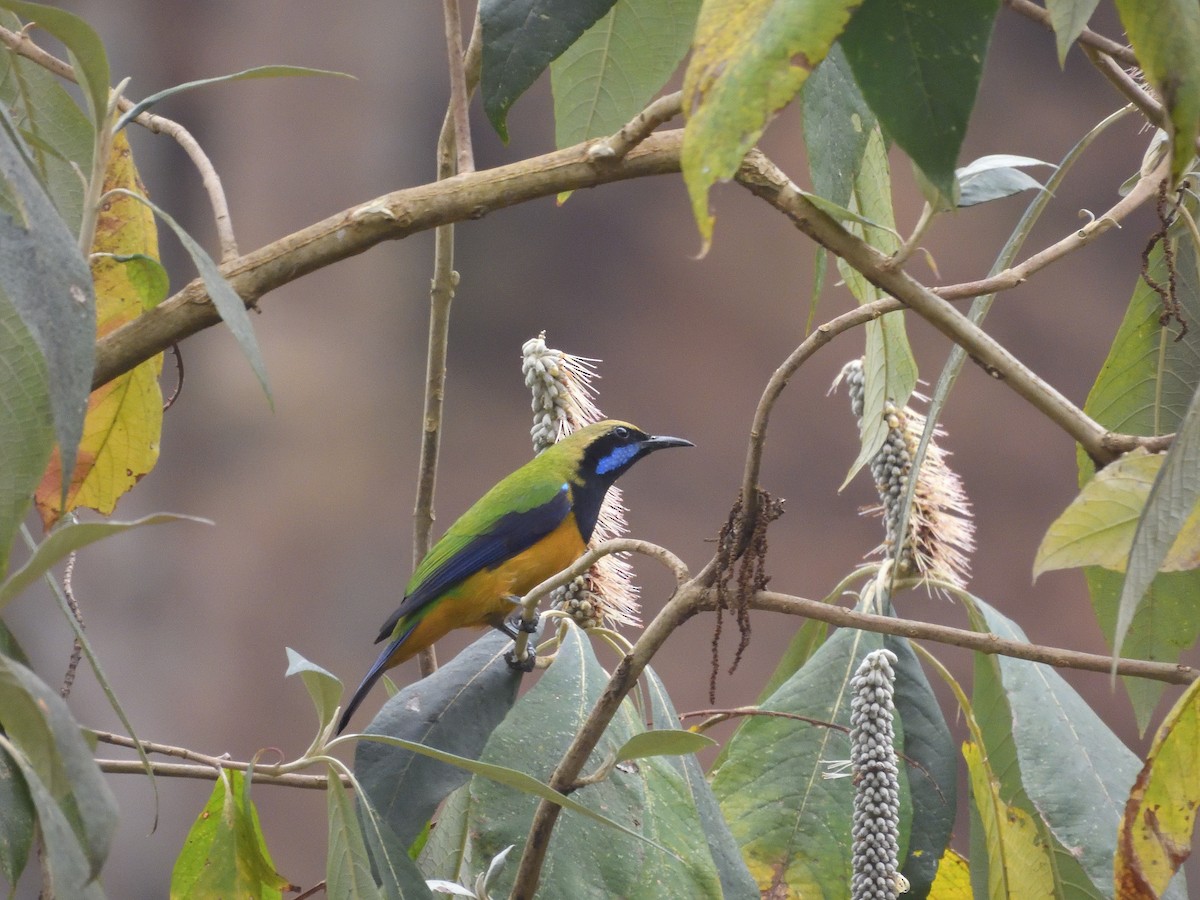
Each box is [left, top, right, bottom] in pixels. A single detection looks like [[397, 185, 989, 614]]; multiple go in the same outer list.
[[710, 626, 898, 895], [956, 154, 1054, 208], [835, 127, 917, 489], [0, 654, 118, 879], [0, 513, 206, 610], [967, 595, 1187, 899], [0, 726, 33, 885], [0, 10, 94, 230], [110, 253, 170, 309], [1115, 0, 1200, 185], [945, 611, 1104, 898], [1080, 234, 1200, 725], [0, 291, 51, 579], [115, 65, 354, 133], [0, 105, 95, 498], [0, 1, 109, 127], [643, 667, 758, 900], [886, 635, 957, 898], [110, 188, 272, 402], [0, 735, 102, 898], [681, 0, 859, 247], [326, 768, 385, 900], [803, 43, 876, 209], [169, 769, 291, 899], [1117, 382, 1200, 661], [353, 788, 430, 900], [614, 729, 715, 763], [284, 647, 343, 733], [1035, 452, 1200, 575], [481, 0, 620, 141], [352, 631, 523, 849], [841, 0, 1000, 199], [418, 623, 722, 898], [551, 0, 699, 149], [1045, 0, 1101, 65]]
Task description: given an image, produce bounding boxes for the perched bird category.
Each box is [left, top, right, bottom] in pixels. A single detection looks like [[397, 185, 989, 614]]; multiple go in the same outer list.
[[337, 419, 691, 733]]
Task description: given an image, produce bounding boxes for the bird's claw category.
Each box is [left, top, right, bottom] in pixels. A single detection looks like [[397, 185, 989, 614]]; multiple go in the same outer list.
[[505, 646, 537, 673], [515, 610, 540, 634]]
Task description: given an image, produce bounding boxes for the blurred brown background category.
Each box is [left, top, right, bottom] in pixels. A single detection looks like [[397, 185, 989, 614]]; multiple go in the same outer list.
[[6, 1, 1194, 896]]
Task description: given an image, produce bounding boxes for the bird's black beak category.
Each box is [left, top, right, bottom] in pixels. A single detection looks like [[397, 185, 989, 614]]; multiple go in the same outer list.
[[641, 435, 694, 453]]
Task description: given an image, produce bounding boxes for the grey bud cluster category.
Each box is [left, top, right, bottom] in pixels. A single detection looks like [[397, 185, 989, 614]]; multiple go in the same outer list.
[[550, 575, 603, 630]]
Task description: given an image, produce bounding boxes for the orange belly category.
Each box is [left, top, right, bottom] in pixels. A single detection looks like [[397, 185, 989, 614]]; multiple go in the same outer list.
[[386, 514, 587, 666]]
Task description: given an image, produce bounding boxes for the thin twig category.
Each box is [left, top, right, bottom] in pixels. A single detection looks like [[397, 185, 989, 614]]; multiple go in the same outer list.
[[0, 24, 238, 260], [934, 153, 1167, 302], [1083, 47, 1165, 128], [441, 0, 475, 174], [1003, 0, 1139, 68], [744, 589, 1195, 684], [96, 759, 340, 789], [589, 91, 683, 164]]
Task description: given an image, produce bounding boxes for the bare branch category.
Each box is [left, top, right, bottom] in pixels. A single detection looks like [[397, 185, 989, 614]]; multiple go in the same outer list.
[[97, 759, 339, 789], [441, 0, 475, 174], [744, 589, 1196, 685]]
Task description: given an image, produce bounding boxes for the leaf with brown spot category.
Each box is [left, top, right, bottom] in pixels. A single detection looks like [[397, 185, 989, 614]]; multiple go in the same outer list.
[[35, 131, 162, 528]]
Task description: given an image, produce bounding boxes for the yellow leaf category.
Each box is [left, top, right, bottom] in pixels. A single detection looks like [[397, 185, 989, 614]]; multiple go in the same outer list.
[[928, 848, 971, 899], [1116, 677, 1200, 897], [1035, 452, 1200, 577], [36, 131, 163, 527], [964, 741, 1055, 899]]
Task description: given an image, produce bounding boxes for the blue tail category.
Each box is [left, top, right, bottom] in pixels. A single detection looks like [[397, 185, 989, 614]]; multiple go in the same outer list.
[[337, 622, 417, 734]]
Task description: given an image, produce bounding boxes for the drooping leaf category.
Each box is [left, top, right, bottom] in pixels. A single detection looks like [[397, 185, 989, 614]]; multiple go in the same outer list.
[[1046, 0, 1101, 65], [886, 635, 957, 899], [0, 105, 94, 500], [836, 126, 917, 489], [551, 0, 699, 148], [0, 291, 51, 579], [1117, 381, 1200, 662], [0, 10, 94, 230], [0, 1, 109, 127], [803, 42, 876, 209], [1036, 451, 1200, 575], [0, 735, 101, 898], [0, 655, 118, 879], [110, 188, 272, 401], [962, 740, 1055, 899], [114, 65, 353, 133], [1116, 676, 1200, 897], [841, 0, 1000, 199], [0, 735, 33, 886], [710, 626, 907, 896], [352, 631, 524, 849], [284, 648, 343, 733], [169, 769, 292, 899], [1114, 0, 1200, 186], [956, 154, 1054, 208], [681, 0, 859, 247], [1080, 234, 1200, 726], [112, 254, 170, 310], [967, 595, 1187, 898], [643, 667, 758, 900], [35, 130, 163, 528], [353, 789, 430, 900], [0, 513, 206, 610], [480, 0, 620, 141], [419, 623, 722, 899], [927, 848, 971, 898], [325, 768, 385, 900]]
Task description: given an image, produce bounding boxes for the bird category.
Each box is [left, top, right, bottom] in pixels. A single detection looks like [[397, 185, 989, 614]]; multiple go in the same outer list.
[[337, 419, 692, 733]]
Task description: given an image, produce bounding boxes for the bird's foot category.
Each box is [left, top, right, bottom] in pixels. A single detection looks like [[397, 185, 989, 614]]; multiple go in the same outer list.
[[505, 646, 537, 673]]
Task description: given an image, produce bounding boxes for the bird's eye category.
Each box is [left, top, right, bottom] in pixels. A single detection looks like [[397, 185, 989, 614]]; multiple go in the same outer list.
[[613, 426, 630, 439]]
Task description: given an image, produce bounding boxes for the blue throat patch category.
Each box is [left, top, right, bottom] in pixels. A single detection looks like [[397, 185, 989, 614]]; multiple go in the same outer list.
[[595, 443, 639, 475]]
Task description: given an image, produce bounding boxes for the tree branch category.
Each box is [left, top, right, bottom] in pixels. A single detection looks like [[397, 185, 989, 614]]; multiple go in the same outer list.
[[92, 130, 688, 390], [96, 759, 338, 789], [734, 152, 1125, 466], [588, 91, 683, 163]]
